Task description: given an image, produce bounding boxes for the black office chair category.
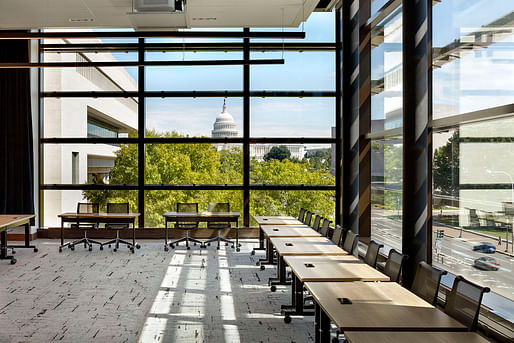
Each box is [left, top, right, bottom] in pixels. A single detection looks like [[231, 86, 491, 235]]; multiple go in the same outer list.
[[330, 225, 343, 246], [342, 230, 359, 255], [319, 218, 331, 237], [297, 208, 306, 222], [303, 211, 312, 226], [102, 202, 135, 252], [411, 261, 447, 305], [311, 214, 322, 231], [383, 249, 407, 282], [444, 275, 490, 331], [69, 202, 102, 251], [203, 202, 235, 250], [363, 240, 383, 268], [169, 203, 202, 250]]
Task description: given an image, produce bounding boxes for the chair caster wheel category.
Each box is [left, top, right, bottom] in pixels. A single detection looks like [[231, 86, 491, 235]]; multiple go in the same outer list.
[[136, 244, 141, 249], [59, 247, 62, 253], [194, 242, 197, 246], [225, 242, 229, 246], [270, 285, 277, 292], [207, 243, 211, 246], [231, 245, 235, 249], [236, 248, 240, 252], [187, 246, 191, 250], [260, 265, 265, 271], [130, 248, 135, 253], [34, 248, 38, 252], [10, 258, 16, 265], [70, 245, 75, 251], [88, 247, 92, 252], [113, 248, 117, 252], [171, 244, 175, 249], [284, 315, 291, 324], [164, 246, 169, 251], [108, 244, 112, 248], [251, 250, 255, 255], [100, 246, 103, 250], [12, 250, 16, 254], [217, 246, 220, 250]]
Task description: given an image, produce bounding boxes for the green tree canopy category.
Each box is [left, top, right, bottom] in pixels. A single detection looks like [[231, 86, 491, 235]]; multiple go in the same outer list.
[[264, 145, 291, 161], [433, 131, 460, 196]]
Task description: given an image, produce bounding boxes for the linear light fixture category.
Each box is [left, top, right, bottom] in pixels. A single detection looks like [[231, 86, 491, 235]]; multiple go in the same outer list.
[[0, 31, 305, 40], [0, 59, 284, 68]]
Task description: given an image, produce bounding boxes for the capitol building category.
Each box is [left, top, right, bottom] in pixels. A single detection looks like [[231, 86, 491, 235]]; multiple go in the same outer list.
[[211, 101, 305, 161]]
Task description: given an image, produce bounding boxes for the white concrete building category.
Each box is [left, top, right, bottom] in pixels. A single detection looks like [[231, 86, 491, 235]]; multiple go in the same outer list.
[[43, 35, 137, 227]]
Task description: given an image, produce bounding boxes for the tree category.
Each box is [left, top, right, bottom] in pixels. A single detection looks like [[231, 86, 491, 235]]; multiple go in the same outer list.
[[433, 131, 459, 196], [84, 130, 336, 227], [264, 145, 291, 161], [304, 148, 332, 172]]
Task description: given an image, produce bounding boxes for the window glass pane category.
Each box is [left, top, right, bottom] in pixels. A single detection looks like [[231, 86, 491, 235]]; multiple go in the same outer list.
[[145, 98, 242, 137], [250, 97, 334, 137], [371, 7, 403, 132], [43, 144, 138, 185], [433, 0, 514, 118], [251, 52, 335, 91], [250, 190, 335, 226], [145, 52, 242, 91], [43, 190, 138, 228], [371, 137, 403, 251], [250, 144, 334, 185], [43, 97, 138, 138], [145, 144, 243, 185], [144, 190, 243, 227], [432, 116, 514, 302]]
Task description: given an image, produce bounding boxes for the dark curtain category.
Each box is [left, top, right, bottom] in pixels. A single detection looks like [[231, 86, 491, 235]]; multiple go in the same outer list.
[[0, 39, 34, 215]]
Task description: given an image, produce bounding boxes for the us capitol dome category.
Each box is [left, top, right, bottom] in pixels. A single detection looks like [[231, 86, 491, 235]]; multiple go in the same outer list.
[[211, 100, 238, 138]]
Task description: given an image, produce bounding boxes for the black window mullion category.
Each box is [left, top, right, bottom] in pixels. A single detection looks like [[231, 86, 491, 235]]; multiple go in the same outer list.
[[138, 38, 145, 227]]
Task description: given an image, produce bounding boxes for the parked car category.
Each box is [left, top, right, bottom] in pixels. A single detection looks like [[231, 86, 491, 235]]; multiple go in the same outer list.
[[472, 242, 496, 253], [473, 257, 500, 271]]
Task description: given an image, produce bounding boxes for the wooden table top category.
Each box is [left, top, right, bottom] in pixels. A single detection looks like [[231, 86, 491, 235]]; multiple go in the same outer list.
[[58, 212, 140, 219], [270, 237, 348, 256], [262, 225, 321, 238], [304, 281, 466, 332], [284, 255, 389, 282], [344, 331, 491, 343], [253, 216, 303, 225], [163, 212, 240, 219], [0, 214, 35, 231]]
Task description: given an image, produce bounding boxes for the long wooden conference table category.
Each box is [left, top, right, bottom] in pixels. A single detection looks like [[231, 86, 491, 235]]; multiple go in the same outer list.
[[0, 214, 37, 264], [343, 331, 491, 343], [252, 216, 303, 255], [163, 211, 240, 251], [305, 281, 467, 342], [58, 212, 140, 252]]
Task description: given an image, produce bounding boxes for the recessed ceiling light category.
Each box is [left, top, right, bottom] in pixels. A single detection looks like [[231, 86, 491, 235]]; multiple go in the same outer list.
[[69, 18, 95, 22]]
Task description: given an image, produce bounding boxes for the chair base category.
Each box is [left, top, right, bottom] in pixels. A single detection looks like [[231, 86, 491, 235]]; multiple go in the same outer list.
[[64, 236, 103, 251], [103, 237, 134, 252], [168, 230, 202, 249], [203, 235, 235, 249]]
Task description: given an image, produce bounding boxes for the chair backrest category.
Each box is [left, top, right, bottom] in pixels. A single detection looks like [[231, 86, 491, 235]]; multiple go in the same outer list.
[[207, 202, 231, 228], [297, 208, 306, 222], [363, 240, 383, 268], [107, 202, 129, 213], [331, 225, 343, 245], [319, 218, 331, 237], [340, 226, 350, 247], [311, 215, 322, 231], [445, 275, 490, 331], [383, 249, 407, 282], [411, 261, 447, 305], [77, 202, 99, 214], [342, 231, 359, 255], [303, 211, 312, 226], [176, 202, 199, 229]]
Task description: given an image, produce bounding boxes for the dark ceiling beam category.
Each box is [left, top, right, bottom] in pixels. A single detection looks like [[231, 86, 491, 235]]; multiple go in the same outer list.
[[41, 42, 336, 52], [0, 31, 305, 40], [0, 59, 284, 68], [41, 90, 337, 98]]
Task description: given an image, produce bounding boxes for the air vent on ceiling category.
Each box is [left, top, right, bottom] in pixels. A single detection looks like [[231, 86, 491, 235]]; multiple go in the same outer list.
[[134, 0, 185, 12]]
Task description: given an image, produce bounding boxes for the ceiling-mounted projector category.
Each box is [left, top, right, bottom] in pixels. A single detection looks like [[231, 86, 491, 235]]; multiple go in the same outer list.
[[134, 0, 185, 12]]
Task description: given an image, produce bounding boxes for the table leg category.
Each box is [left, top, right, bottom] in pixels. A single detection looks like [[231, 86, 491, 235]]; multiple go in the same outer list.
[[164, 220, 169, 251], [269, 255, 292, 286], [315, 302, 320, 343], [132, 221, 136, 252], [61, 218, 64, 246], [7, 222, 37, 251], [258, 238, 275, 265], [319, 306, 330, 343], [251, 226, 266, 254]]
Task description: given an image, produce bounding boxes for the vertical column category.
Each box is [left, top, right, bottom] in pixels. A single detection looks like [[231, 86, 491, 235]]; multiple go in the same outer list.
[[335, 9, 343, 226], [426, 0, 433, 264], [138, 38, 145, 228], [402, 0, 430, 287], [243, 28, 250, 227], [342, 0, 360, 233], [358, 0, 371, 240]]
